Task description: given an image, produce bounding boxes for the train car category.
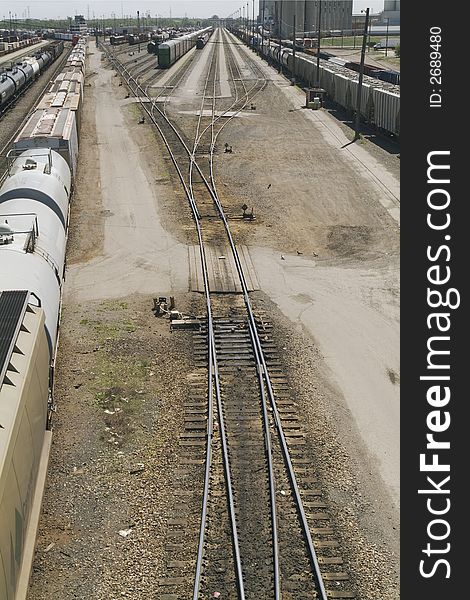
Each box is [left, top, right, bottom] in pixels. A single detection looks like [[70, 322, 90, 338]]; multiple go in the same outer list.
[[16, 62, 35, 85], [54, 32, 74, 41], [128, 33, 149, 46], [0, 289, 51, 600], [0, 148, 72, 600], [151, 32, 169, 45], [1, 36, 86, 600], [37, 75, 83, 130], [51, 69, 84, 94], [13, 107, 79, 175], [4, 66, 26, 92], [147, 40, 158, 54], [0, 73, 16, 110], [110, 35, 126, 46], [157, 26, 212, 68], [0, 43, 63, 115], [22, 56, 42, 79], [376, 69, 400, 86], [37, 90, 82, 130], [372, 87, 400, 136], [196, 32, 210, 49], [257, 36, 400, 137]]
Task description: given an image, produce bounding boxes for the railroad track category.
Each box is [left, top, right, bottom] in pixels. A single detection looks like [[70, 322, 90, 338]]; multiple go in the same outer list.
[[100, 29, 355, 599]]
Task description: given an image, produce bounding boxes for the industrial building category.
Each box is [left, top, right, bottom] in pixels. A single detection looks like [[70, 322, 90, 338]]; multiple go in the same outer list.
[[263, 1, 353, 39], [70, 15, 87, 36], [382, 0, 400, 25]]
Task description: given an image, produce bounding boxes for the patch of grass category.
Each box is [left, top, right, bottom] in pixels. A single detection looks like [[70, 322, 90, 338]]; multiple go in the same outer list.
[[321, 35, 383, 48], [98, 300, 129, 311]]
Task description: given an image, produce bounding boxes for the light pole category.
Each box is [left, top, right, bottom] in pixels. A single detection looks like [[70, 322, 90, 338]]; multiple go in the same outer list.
[[316, 0, 322, 86], [292, 5, 296, 85], [252, 0, 255, 51], [385, 17, 389, 57], [246, 2, 249, 43], [354, 8, 370, 141], [278, 0, 282, 73], [261, 0, 266, 58]]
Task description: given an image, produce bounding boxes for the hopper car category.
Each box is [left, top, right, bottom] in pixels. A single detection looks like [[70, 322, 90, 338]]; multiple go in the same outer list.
[[231, 27, 400, 137]]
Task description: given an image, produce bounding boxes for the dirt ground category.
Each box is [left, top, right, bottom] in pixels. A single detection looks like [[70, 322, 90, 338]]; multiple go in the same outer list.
[[28, 34, 399, 600]]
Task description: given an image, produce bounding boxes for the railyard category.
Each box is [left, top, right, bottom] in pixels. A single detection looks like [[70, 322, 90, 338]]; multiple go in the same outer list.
[[1, 21, 399, 600]]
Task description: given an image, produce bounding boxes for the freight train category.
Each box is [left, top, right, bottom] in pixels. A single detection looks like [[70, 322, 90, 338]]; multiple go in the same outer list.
[[0, 37, 41, 57], [147, 32, 171, 54], [196, 31, 211, 49], [46, 32, 80, 45], [128, 33, 150, 45], [0, 37, 86, 600], [0, 41, 64, 115], [110, 35, 127, 46], [157, 26, 213, 68], [231, 27, 400, 137]]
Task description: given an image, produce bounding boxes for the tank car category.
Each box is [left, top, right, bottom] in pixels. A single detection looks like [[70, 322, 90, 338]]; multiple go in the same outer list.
[[0, 72, 16, 110], [5, 66, 26, 92], [16, 61, 35, 85], [0, 148, 72, 600], [0, 149, 71, 347]]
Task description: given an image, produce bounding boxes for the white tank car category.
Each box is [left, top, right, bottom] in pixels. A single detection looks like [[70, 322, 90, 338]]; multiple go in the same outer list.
[[0, 149, 72, 350]]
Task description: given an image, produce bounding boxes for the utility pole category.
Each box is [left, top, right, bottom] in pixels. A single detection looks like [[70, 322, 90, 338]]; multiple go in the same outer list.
[[292, 8, 296, 85], [385, 17, 389, 57], [261, 0, 265, 59], [354, 7, 369, 141], [278, 0, 282, 73], [246, 2, 249, 44], [304, 0, 307, 44], [137, 10, 141, 53], [252, 0, 255, 51], [316, 0, 322, 85]]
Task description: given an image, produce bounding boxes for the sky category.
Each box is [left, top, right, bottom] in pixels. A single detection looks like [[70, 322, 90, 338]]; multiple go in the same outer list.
[[1, 1, 385, 21]]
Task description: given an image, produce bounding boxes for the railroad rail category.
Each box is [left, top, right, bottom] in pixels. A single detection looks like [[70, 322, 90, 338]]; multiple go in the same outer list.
[[100, 28, 355, 599]]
